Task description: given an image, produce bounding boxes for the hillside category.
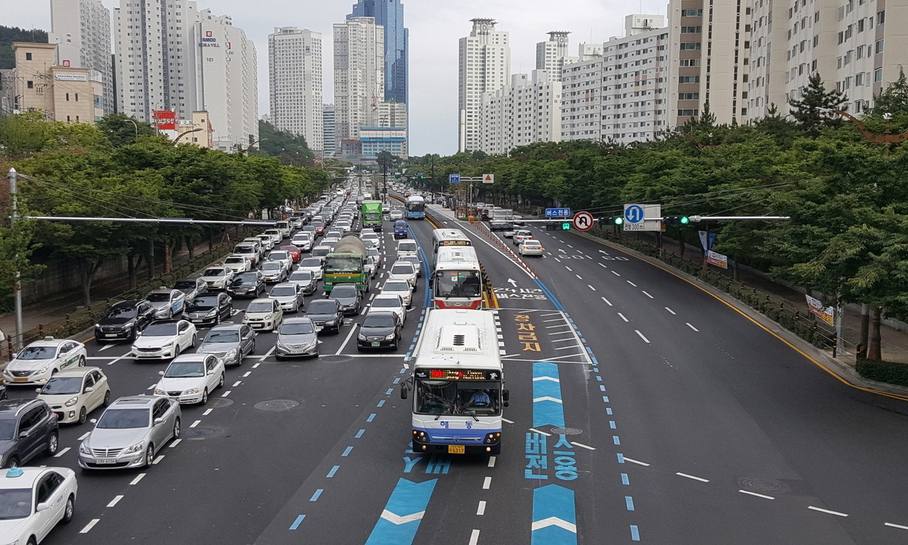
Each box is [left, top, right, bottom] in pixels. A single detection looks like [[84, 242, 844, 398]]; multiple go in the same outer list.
[[0, 25, 49, 69]]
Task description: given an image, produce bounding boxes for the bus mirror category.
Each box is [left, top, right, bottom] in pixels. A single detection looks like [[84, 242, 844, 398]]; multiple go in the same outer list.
[[502, 389, 510, 405], [400, 384, 408, 400]]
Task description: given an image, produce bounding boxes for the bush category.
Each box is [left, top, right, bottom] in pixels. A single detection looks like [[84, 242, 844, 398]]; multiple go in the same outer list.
[[856, 359, 908, 387]]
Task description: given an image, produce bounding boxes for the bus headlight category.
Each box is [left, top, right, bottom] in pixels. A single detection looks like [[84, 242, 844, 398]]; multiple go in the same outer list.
[[484, 432, 501, 444], [412, 430, 427, 441]]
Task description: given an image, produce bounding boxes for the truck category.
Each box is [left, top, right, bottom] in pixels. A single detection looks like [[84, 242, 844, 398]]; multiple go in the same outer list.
[[323, 236, 369, 294], [361, 200, 383, 232]]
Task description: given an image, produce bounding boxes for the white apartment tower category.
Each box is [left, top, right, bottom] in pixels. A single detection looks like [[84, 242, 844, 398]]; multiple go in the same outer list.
[[458, 19, 511, 152], [323, 105, 336, 157], [479, 70, 562, 155], [113, 0, 199, 122], [50, 0, 114, 114], [536, 31, 570, 81], [269, 27, 323, 151], [193, 10, 258, 151], [334, 17, 385, 149], [667, 0, 749, 127], [562, 56, 603, 141]]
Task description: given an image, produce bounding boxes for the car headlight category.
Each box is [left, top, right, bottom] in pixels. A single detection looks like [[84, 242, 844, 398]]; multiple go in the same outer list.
[[64, 396, 79, 407], [358, 334, 367, 341], [205, 309, 218, 317], [326, 320, 336, 326], [94, 323, 100, 328], [154, 388, 166, 396], [224, 349, 238, 361], [124, 441, 145, 454], [385, 333, 396, 340], [79, 442, 91, 455], [184, 388, 201, 395]]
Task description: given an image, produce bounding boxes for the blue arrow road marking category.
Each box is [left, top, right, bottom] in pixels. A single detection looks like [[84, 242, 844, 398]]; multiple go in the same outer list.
[[531, 484, 578, 545], [364, 478, 438, 545], [533, 362, 565, 428]]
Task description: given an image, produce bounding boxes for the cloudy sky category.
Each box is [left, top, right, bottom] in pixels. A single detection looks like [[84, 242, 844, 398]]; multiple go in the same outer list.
[[9, 0, 667, 155]]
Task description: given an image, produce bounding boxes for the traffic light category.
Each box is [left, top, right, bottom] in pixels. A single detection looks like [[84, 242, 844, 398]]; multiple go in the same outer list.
[[614, 217, 624, 225], [663, 215, 691, 226], [561, 222, 571, 231], [680, 215, 690, 225]]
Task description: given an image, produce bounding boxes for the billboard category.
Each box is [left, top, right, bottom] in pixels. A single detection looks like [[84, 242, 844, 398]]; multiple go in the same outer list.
[[153, 110, 177, 131]]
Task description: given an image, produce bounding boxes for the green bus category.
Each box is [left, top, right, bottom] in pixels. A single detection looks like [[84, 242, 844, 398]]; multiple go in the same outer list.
[[361, 200, 383, 231], [324, 236, 369, 294]]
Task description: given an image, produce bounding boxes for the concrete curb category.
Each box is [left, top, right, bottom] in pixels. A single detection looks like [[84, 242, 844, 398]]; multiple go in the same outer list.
[[572, 230, 908, 401]]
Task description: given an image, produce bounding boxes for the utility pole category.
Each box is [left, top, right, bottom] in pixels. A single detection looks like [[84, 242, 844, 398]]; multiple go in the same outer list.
[[7, 168, 23, 351]]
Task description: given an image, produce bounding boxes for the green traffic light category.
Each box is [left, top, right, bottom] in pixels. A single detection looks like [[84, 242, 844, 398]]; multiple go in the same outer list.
[[614, 217, 624, 225], [562, 222, 571, 231], [680, 216, 690, 225]]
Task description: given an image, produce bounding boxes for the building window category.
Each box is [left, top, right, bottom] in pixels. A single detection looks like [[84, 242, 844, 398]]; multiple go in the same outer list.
[[876, 39, 884, 54], [874, 67, 882, 81], [65, 92, 70, 101], [25, 52, 32, 60], [27, 80, 33, 89]]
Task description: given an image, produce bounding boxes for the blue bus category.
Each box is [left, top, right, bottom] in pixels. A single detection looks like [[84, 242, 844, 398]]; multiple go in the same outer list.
[[406, 195, 426, 220]]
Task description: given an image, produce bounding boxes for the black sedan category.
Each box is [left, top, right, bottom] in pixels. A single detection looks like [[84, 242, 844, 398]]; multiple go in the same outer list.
[[94, 300, 156, 342], [356, 311, 402, 351], [184, 292, 233, 326], [228, 271, 266, 299], [330, 284, 362, 316], [305, 299, 343, 334]]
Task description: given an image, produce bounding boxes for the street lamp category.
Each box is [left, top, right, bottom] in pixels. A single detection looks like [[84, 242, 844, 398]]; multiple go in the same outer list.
[[172, 127, 202, 145]]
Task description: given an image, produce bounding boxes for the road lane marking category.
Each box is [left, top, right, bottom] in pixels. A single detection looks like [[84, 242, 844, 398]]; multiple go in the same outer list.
[[232, 380, 242, 387], [310, 489, 324, 502], [78, 432, 90, 441], [555, 344, 581, 350], [53, 447, 70, 458], [476, 501, 486, 516], [482, 476, 492, 489], [203, 408, 213, 416], [612, 270, 621, 277], [222, 390, 231, 397], [546, 324, 571, 329], [885, 522, 908, 531], [676, 472, 710, 483], [528, 427, 551, 437], [570, 441, 596, 451], [107, 495, 124, 508], [80, 519, 100, 534], [575, 274, 583, 280], [553, 257, 561, 263], [634, 330, 650, 344], [601, 297, 612, 306], [469, 529, 481, 545], [327, 465, 340, 478], [641, 290, 653, 299], [336, 323, 359, 355], [169, 439, 182, 448], [98, 344, 113, 352], [587, 284, 596, 291], [542, 318, 564, 323], [129, 473, 146, 486], [625, 496, 635, 511], [808, 506, 848, 517], [190, 420, 201, 428], [289, 514, 306, 530], [551, 337, 577, 343], [342, 446, 353, 457], [488, 455, 497, 467], [626, 280, 637, 287], [623, 457, 650, 467], [242, 371, 251, 378], [686, 322, 700, 332], [738, 489, 774, 500], [565, 266, 573, 272], [252, 362, 261, 368], [617, 313, 629, 322], [152, 454, 164, 464], [665, 307, 676, 315], [630, 525, 641, 542]]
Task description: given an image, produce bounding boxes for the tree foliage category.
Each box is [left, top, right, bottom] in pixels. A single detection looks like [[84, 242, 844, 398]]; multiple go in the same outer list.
[[788, 73, 848, 136], [256, 120, 315, 166]]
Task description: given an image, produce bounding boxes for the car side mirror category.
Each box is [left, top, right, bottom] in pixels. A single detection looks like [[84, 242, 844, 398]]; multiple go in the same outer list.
[[9, 353, 16, 359], [502, 389, 510, 404], [84, 386, 94, 393], [158, 370, 165, 376], [400, 384, 408, 400], [154, 417, 165, 425], [34, 387, 42, 394], [36, 501, 50, 512], [19, 431, 29, 439]]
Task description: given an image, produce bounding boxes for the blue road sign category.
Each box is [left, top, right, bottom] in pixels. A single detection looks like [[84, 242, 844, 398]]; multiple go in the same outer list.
[[545, 208, 572, 219], [624, 204, 645, 224], [448, 173, 461, 185]]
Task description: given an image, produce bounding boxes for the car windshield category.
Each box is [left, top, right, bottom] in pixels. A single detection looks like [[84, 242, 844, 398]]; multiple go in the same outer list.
[[280, 322, 315, 335], [271, 286, 297, 297], [290, 271, 312, 281], [247, 301, 273, 313], [270, 252, 288, 260], [164, 361, 205, 378], [384, 282, 410, 292], [398, 242, 417, 252], [142, 323, 178, 336], [41, 376, 83, 395], [262, 262, 282, 271], [363, 314, 395, 327], [16, 346, 56, 360], [235, 273, 258, 283], [367, 248, 380, 257], [312, 247, 330, 256], [203, 268, 224, 276], [174, 281, 196, 290], [189, 296, 218, 310], [97, 408, 150, 429], [204, 330, 239, 344], [0, 489, 32, 520], [308, 300, 337, 314], [146, 292, 172, 302], [105, 305, 137, 319], [524, 241, 541, 247], [391, 265, 413, 275], [235, 246, 254, 253], [372, 298, 400, 308], [333, 285, 357, 297]]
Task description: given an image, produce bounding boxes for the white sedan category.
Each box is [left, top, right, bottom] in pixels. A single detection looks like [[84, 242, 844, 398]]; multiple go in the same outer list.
[[381, 281, 413, 310], [131, 320, 197, 360], [370, 293, 407, 324], [519, 239, 544, 257], [199, 267, 235, 290], [388, 262, 418, 290], [154, 353, 225, 405], [223, 255, 252, 274], [3, 338, 86, 386], [38, 367, 111, 424], [298, 257, 324, 281], [0, 467, 77, 545]]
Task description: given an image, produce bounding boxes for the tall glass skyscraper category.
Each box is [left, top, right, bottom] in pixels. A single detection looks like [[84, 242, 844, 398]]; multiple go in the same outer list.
[[348, 0, 408, 105]]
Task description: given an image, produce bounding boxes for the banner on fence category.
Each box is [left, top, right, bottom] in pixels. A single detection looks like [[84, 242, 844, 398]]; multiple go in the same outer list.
[[706, 250, 728, 270], [698, 230, 717, 253], [805, 294, 835, 326]]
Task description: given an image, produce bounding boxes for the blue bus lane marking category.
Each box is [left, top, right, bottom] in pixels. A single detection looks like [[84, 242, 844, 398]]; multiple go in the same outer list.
[[527, 361, 578, 545]]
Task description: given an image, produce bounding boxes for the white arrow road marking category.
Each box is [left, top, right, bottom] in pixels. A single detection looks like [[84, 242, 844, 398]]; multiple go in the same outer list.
[[531, 517, 578, 533], [532, 396, 563, 404], [507, 278, 518, 287], [380, 509, 425, 525], [532, 376, 560, 383]]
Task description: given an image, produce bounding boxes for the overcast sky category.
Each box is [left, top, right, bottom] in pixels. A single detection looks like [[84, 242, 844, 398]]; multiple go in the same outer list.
[[8, 0, 667, 155]]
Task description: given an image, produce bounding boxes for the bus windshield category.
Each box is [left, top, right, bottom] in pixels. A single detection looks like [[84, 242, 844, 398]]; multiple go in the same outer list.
[[435, 271, 481, 298], [325, 256, 362, 273], [406, 200, 425, 212], [415, 379, 500, 416]]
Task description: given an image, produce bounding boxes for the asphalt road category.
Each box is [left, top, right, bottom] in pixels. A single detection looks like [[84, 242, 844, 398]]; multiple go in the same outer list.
[[11, 198, 908, 545]]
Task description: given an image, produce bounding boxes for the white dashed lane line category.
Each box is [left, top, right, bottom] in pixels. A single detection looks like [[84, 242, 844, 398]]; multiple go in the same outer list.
[[107, 495, 124, 508], [686, 322, 700, 332], [601, 297, 612, 306], [626, 280, 637, 287], [79, 519, 100, 534], [665, 307, 676, 315], [641, 290, 653, 299], [634, 330, 651, 344], [129, 473, 146, 486], [675, 472, 709, 483], [808, 506, 848, 518], [738, 489, 775, 500], [53, 447, 70, 458], [476, 501, 486, 515], [617, 313, 629, 323], [612, 270, 621, 277], [587, 284, 596, 291], [482, 476, 492, 490]]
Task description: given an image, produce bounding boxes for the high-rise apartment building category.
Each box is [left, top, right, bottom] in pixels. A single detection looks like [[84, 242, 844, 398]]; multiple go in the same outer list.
[[268, 27, 323, 151], [193, 10, 258, 151], [334, 17, 385, 150], [667, 0, 749, 127], [349, 0, 408, 105], [458, 19, 511, 152], [479, 70, 562, 155], [49, 0, 114, 114], [113, 0, 199, 122], [536, 31, 570, 82], [562, 56, 603, 141], [323, 105, 336, 157], [376, 101, 408, 128]]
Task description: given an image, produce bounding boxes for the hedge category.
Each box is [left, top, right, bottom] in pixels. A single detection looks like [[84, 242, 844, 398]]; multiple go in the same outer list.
[[856, 359, 908, 388]]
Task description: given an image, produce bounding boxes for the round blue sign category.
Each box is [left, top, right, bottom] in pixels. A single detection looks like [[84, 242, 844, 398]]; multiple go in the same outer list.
[[625, 205, 645, 223]]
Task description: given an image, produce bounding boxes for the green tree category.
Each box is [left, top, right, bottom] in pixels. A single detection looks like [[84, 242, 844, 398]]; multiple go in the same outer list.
[[96, 114, 158, 147], [257, 120, 314, 166], [788, 73, 847, 136]]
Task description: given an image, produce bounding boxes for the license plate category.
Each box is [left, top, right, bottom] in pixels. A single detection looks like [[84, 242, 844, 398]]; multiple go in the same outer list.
[[371, 342, 380, 347], [104, 333, 117, 337], [95, 458, 117, 464], [447, 445, 465, 455], [12, 377, 27, 383]]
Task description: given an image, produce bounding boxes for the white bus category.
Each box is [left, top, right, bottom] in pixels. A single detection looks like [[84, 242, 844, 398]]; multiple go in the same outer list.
[[402, 309, 507, 456], [432, 246, 483, 310], [431, 229, 472, 254]]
